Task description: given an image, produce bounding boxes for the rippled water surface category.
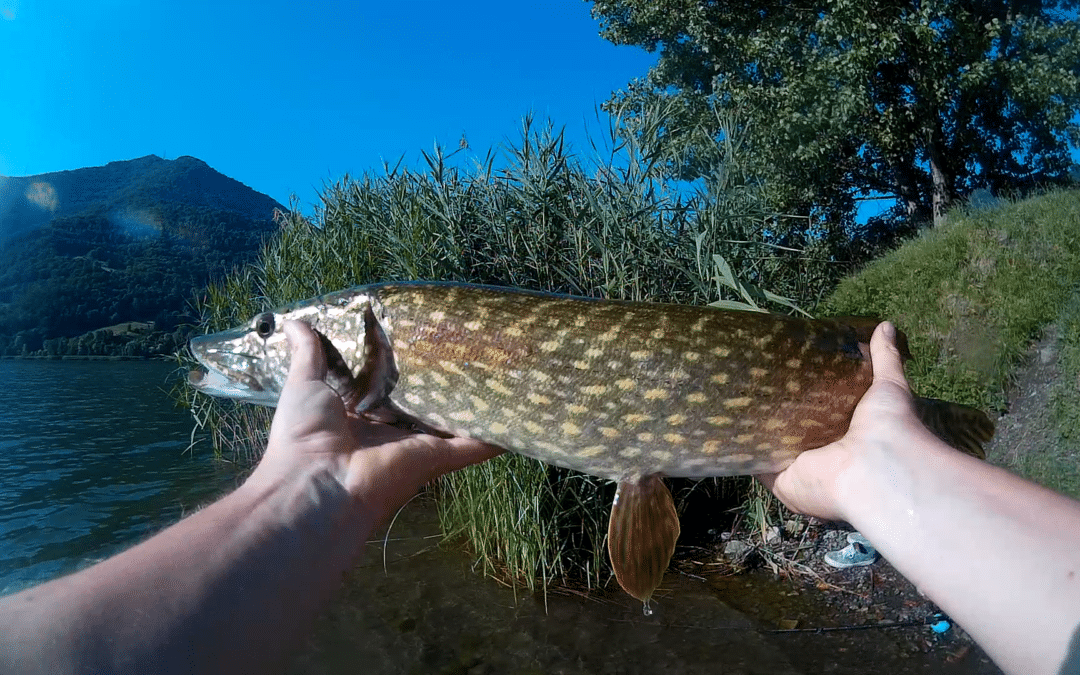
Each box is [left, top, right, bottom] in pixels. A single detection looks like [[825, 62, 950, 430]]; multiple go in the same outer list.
[[0, 359, 239, 595]]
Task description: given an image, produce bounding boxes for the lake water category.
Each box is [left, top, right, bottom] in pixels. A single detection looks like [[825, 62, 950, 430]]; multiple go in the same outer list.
[[0, 359, 240, 595]]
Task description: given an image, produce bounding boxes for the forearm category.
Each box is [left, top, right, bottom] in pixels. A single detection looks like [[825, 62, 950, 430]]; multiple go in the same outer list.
[[840, 429, 1080, 675], [0, 462, 373, 675]]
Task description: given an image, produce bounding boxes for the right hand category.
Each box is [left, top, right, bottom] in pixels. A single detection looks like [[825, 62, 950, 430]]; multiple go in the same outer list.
[[757, 321, 940, 521]]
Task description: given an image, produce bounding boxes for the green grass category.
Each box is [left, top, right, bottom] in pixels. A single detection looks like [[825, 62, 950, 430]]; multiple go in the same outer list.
[[436, 454, 611, 596], [822, 188, 1080, 494], [1045, 295, 1080, 497]]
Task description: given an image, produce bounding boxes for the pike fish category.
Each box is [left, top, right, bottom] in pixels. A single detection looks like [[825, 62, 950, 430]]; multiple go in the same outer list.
[[188, 282, 994, 608]]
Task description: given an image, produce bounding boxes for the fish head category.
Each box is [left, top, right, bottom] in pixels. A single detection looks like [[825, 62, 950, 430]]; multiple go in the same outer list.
[[188, 289, 392, 410], [188, 309, 295, 406]]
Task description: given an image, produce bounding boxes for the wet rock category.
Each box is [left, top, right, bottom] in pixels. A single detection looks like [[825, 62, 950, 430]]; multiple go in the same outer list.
[[723, 539, 750, 559]]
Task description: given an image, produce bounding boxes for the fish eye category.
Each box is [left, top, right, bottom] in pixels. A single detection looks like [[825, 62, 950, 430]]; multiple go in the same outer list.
[[254, 313, 275, 339]]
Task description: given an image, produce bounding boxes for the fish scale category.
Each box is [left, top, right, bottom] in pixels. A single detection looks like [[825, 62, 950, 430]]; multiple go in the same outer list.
[[376, 283, 867, 480], [188, 281, 994, 610]]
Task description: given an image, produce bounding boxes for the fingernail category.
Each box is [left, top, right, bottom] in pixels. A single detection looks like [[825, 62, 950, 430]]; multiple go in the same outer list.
[[882, 321, 896, 341]]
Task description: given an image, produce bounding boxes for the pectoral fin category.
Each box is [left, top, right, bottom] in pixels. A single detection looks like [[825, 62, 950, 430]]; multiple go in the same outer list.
[[607, 474, 681, 606], [351, 304, 399, 413]]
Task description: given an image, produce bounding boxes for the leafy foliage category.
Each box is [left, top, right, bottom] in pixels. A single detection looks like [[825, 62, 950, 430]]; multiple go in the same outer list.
[[198, 114, 843, 331], [590, 0, 1080, 227]]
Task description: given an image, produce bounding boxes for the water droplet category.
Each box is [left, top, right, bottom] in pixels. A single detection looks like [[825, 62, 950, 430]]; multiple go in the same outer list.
[[642, 600, 653, 617]]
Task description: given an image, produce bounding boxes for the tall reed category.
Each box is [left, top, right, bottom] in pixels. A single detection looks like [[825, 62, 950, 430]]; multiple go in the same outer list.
[[184, 100, 855, 592]]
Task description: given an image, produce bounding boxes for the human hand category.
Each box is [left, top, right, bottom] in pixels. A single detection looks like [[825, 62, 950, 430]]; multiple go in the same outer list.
[[247, 320, 503, 525], [757, 321, 941, 522]]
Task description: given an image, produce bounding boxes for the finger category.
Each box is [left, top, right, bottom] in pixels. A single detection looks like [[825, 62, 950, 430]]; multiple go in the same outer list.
[[283, 320, 328, 385], [869, 321, 911, 392], [431, 437, 505, 476]]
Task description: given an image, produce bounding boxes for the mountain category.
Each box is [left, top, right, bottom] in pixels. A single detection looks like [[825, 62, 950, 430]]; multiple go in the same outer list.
[[0, 155, 285, 357], [0, 155, 282, 242]]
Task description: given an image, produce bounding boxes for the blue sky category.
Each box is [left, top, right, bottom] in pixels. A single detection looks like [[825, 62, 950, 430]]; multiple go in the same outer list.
[[0, 0, 656, 209]]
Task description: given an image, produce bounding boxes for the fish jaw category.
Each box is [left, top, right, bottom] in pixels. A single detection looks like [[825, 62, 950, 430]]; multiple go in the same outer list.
[[188, 322, 291, 406]]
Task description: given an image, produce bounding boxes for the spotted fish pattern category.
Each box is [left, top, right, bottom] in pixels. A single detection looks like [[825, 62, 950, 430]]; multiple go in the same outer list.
[[188, 282, 994, 607]]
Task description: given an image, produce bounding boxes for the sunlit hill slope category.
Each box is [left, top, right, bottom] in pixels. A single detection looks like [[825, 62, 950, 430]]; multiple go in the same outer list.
[[0, 155, 284, 357]]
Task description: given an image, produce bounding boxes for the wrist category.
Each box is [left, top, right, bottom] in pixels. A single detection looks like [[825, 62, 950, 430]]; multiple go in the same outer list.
[[238, 461, 373, 553], [833, 425, 952, 540]]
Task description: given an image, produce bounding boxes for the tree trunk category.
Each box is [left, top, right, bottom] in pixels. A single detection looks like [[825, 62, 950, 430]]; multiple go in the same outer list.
[[930, 157, 950, 227], [893, 159, 923, 220], [927, 129, 952, 228]]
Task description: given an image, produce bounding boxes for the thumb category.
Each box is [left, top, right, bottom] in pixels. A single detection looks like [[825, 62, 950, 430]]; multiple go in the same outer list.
[[283, 320, 328, 386], [437, 437, 506, 474], [869, 321, 911, 393]]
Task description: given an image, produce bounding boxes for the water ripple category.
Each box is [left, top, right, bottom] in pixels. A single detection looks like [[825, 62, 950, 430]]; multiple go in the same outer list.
[[0, 360, 240, 595]]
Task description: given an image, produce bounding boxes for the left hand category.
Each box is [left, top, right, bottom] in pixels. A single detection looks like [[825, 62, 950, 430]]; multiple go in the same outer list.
[[247, 320, 503, 525]]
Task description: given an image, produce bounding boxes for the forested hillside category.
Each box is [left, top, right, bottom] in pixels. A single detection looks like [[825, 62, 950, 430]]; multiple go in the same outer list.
[[0, 156, 283, 357]]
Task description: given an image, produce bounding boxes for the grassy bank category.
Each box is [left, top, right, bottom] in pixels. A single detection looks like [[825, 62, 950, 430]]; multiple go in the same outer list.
[[822, 189, 1080, 495], [1049, 296, 1080, 497]]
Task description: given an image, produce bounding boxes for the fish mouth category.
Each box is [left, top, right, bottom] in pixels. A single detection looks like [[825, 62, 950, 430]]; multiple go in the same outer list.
[[188, 334, 282, 407], [187, 364, 281, 407]]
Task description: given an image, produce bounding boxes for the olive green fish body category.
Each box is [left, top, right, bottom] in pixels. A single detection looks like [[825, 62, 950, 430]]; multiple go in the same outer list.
[[374, 284, 871, 481], [189, 282, 994, 608]]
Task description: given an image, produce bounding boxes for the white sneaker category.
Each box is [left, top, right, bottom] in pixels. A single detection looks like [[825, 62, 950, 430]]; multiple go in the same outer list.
[[824, 533, 878, 568]]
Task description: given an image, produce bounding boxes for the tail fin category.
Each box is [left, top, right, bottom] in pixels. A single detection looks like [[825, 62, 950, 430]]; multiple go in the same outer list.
[[913, 397, 995, 460]]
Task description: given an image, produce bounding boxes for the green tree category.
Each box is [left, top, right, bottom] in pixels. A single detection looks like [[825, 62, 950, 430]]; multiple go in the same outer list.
[[591, 0, 1080, 227]]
